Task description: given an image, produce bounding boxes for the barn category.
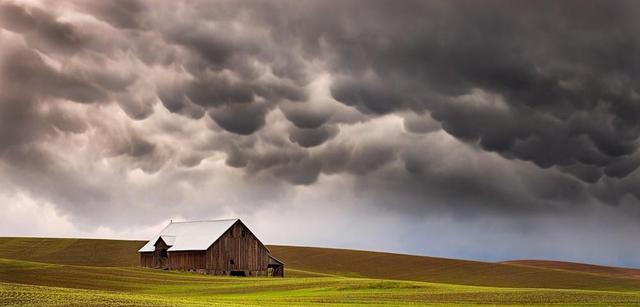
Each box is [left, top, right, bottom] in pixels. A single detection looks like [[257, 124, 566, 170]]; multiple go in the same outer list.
[[138, 219, 284, 277]]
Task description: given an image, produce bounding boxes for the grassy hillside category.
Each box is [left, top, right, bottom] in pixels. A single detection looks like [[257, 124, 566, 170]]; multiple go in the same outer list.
[[504, 260, 640, 279], [2, 237, 640, 306], [3, 237, 640, 291], [268, 245, 640, 291], [3, 258, 640, 306], [0, 237, 142, 266]]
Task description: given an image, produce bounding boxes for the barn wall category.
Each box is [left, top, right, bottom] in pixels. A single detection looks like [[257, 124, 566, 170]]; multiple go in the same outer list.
[[154, 239, 170, 269], [272, 265, 284, 277], [140, 252, 154, 268], [168, 251, 206, 271], [205, 221, 269, 274]]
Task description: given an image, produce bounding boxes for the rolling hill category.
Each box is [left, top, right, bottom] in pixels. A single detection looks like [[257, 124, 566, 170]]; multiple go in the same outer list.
[[269, 245, 640, 290], [4, 257, 640, 306], [0, 237, 141, 267], [2, 237, 640, 306], [1, 237, 640, 290], [504, 260, 640, 279]]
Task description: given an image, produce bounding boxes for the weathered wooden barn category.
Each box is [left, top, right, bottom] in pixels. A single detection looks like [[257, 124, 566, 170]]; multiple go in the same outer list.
[[138, 219, 284, 277]]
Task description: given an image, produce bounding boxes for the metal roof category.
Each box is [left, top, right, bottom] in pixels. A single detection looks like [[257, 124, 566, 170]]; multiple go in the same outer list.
[[268, 255, 285, 265], [159, 235, 176, 246], [138, 219, 239, 252]]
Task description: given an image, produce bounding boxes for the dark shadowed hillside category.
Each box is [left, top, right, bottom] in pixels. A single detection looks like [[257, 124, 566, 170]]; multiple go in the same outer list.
[[0, 237, 144, 267], [268, 245, 640, 290], [3, 237, 640, 291], [503, 260, 640, 279]]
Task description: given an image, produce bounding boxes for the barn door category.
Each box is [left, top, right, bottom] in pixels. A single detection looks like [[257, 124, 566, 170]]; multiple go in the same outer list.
[[159, 249, 169, 269]]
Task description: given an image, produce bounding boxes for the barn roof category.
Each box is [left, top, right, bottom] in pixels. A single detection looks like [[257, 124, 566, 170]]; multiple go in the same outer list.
[[159, 235, 176, 246], [138, 219, 239, 252]]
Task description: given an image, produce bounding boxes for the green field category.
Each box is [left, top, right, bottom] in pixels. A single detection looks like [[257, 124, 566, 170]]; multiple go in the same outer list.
[[1, 237, 640, 306]]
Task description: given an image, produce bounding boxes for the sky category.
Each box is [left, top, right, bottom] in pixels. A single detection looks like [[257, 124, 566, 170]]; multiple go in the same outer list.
[[1, 0, 640, 267]]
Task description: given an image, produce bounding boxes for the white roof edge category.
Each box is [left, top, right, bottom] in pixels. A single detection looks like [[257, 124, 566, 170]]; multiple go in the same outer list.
[[268, 254, 285, 265], [169, 218, 239, 223], [138, 221, 174, 253], [138, 218, 240, 253]]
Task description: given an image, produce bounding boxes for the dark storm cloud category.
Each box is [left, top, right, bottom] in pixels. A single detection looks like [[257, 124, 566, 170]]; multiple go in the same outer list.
[[157, 81, 206, 119], [289, 125, 338, 148], [208, 102, 269, 135], [0, 2, 86, 54], [280, 100, 335, 129], [1, 0, 640, 235], [1, 49, 107, 104], [74, 0, 147, 29], [315, 0, 640, 183], [0, 40, 103, 151], [402, 113, 440, 134]]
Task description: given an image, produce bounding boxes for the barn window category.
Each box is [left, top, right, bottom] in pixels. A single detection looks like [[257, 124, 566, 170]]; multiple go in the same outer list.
[[241, 230, 246, 237], [229, 259, 234, 265], [230, 270, 246, 276]]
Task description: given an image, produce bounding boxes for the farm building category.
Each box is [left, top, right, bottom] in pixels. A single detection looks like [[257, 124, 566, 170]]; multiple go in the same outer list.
[[138, 219, 284, 277]]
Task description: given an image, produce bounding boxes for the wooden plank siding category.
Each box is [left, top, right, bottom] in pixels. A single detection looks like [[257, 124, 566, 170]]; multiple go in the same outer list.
[[205, 221, 269, 275], [140, 252, 154, 268], [139, 220, 281, 276], [153, 238, 170, 269], [168, 251, 206, 271]]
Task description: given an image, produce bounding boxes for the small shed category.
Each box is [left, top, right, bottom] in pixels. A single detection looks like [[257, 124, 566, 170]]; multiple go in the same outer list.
[[138, 219, 284, 277]]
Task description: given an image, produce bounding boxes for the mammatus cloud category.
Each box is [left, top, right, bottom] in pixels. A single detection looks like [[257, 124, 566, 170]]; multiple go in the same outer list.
[[1, 0, 640, 265]]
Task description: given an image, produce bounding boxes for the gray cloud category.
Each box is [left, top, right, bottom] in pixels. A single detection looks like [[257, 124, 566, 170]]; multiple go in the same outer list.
[[0, 2, 87, 54], [1, 0, 640, 266], [280, 99, 335, 129], [74, 0, 147, 30], [289, 125, 338, 148], [318, 1, 640, 183], [208, 102, 269, 135]]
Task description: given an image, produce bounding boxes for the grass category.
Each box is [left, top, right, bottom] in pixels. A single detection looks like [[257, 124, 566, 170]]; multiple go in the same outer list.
[[503, 260, 640, 279], [268, 245, 640, 291], [1, 237, 640, 306], [0, 237, 141, 267], [3, 259, 640, 306]]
